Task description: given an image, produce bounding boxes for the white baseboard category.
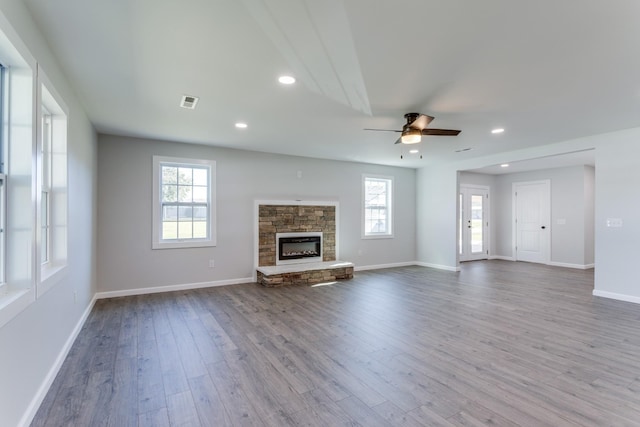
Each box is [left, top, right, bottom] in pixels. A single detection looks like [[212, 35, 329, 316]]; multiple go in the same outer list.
[[354, 261, 417, 272], [20, 294, 98, 427], [96, 277, 254, 299], [548, 261, 595, 270], [415, 262, 460, 272], [592, 290, 640, 305], [487, 257, 595, 270], [489, 255, 515, 261]]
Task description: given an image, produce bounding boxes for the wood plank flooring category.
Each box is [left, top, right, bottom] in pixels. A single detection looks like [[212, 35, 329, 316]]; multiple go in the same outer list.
[[31, 261, 640, 426]]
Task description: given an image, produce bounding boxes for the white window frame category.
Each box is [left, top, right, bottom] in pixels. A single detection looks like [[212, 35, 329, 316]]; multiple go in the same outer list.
[[362, 174, 394, 239], [0, 172, 5, 290], [0, 65, 5, 289], [0, 16, 38, 329], [152, 156, 217, 249], [40, 106, 51, 265], [36, 66, 68, 297]]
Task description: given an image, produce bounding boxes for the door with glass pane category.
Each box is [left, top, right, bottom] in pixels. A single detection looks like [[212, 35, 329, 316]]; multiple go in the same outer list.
[[459, 185, 489, 261]]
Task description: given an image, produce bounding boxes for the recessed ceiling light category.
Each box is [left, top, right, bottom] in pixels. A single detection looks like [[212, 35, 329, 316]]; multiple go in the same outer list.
[[235, 122, 248, 129], [492, 128, 505, 134], [501, 163, 510, 168], [278, 75, 296, 85], [409, 149, 419, 154]]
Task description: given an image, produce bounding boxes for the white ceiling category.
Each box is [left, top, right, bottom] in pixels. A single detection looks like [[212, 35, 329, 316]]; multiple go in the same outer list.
[[468, 149, 595, 175], [23, 0, 640, 169]]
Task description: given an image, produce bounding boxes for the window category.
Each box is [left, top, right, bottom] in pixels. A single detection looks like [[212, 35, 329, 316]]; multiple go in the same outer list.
[[152, 156, 216, 249], [362, 175, 393, 238], [37, 67, 68, 295], [0, 22, 38, 328]]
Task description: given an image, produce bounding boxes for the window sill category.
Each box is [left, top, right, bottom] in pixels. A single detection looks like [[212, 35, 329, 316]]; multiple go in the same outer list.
[[38, 263, 67, 298], [362, 234, 394, 240], [0, 287, 35, 329], [152, 239, 216, 250]]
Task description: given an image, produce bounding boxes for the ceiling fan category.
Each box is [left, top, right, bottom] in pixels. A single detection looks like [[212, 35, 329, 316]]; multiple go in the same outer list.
[[365, 113, 461, 144]]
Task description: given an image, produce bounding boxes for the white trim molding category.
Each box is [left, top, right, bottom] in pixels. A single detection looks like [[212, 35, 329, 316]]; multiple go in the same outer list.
[[96, 277, 254, 299], [361, 174, 394, 239], [488, 257, 595, 270], [512, 179, 551, 264], [593, 290, 640, 305], [152, 156, 217, 250], [415, 262, 460, 272], [489, 255, 516, 261], [548, 261, 595, 270], [20, 295, 97, 427], [354, 261, 416, 271]]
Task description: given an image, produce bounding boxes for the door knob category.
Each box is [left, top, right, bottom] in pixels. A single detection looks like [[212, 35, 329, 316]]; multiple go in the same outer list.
[[541, 226, 546, 229]]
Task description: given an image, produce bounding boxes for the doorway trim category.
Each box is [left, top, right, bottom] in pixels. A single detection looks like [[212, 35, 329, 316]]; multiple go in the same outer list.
[[459, 184, 490, 262], [512, 180, 550, 264]]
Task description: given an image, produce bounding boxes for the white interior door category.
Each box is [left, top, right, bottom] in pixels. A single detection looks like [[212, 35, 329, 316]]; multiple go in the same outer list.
[[513, 180, 550, 263], [459, 185, 489, 262]]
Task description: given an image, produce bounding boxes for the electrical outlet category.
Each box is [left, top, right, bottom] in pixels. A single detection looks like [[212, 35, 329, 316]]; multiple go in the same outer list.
[[606, 218, 623, 228], [208, 259, 215, 268]]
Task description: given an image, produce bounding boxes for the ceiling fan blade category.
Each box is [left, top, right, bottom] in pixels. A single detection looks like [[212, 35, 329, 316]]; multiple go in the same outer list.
[[363, 128, 402, 132], [421, 129, 461, 136], [409, 114, 434, 129], [394, 137, 403, 144]]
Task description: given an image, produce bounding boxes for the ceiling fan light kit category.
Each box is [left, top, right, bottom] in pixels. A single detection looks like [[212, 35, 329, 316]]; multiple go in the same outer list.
[[401, 127, 422, 144]]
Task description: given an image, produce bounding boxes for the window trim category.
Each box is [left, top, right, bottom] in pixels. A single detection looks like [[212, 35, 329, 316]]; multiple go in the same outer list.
[[40, 107, 51, 265], [152, 155, 217, 249], [362, 174, 394, 239], [36, 65, 69, 297], [0, 15, 39, 329], [0, 172, 5, 286]]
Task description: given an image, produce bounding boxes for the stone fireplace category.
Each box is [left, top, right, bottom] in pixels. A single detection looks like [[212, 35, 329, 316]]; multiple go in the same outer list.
[[256, 202, 353, 287], [258, 204, 336, 267]]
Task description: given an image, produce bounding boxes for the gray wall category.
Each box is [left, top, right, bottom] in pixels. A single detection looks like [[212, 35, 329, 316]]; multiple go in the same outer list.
[[459, 167, 595, 267], [584, 166, 595, 265], [416, 164, 458, 270], [594, 131, 640, 301], [0, 2, 97, 426], [97, 135, 417, 294], [491, 165, 594, 267], [417, 127, 640, 301]]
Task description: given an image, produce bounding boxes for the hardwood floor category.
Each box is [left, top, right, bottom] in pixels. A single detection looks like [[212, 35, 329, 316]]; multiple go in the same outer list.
[[31, 261, 640, 426]]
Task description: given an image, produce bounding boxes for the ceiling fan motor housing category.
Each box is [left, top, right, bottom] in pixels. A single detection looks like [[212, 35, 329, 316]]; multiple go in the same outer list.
[[404, 112, 420, 126]]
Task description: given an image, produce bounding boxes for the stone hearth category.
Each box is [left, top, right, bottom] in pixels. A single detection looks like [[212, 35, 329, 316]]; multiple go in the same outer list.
[[257, 261, 354, 287]]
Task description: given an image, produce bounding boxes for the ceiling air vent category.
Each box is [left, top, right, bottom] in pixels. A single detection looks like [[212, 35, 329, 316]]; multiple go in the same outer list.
[[180, 95, 199, 109]]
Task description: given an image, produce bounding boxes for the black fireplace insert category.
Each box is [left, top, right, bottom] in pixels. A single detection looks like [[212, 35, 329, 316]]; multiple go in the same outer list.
[[278, 235, 322, 261]]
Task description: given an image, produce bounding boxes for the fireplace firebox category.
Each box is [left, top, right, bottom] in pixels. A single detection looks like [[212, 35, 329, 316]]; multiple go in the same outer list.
[[276, 232, 322, 265]]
